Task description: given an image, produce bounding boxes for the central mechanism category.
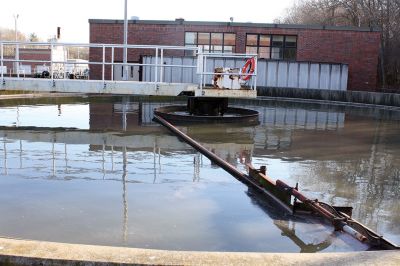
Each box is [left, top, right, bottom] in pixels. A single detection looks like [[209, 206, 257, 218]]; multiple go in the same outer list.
[[155, 57, 259, 123], [187, 97, 228, 116]]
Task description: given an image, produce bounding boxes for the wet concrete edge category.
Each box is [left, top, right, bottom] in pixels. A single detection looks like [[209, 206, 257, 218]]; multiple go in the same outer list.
[[0, 238, 399, 266]]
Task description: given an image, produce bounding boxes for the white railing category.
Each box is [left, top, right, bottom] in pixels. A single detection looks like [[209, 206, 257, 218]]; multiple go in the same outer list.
[[1, 41, 258, 90], [0, 41, 199, 84]]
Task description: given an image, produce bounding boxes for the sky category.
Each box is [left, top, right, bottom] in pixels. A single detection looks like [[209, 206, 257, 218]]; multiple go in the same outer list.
[[1, 0, 296, 43]]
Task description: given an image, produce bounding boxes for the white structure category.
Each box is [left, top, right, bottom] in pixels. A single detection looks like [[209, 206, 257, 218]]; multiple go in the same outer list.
[[1, 41, 257, 98]]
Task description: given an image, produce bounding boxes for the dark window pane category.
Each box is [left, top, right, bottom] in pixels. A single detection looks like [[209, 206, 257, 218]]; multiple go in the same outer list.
[[285, 36, 297, 48], [224, 33, 236, 45], [259, 47, 270, 59], [259, 35, 271, 46], [246, 35, 258, 46], [271, 47, 283, 59], [272, 35, 284, 47], [198, 33, 210, 45], [246, 46, 258, 54], [185, 32, 197, 45], [211, 33, 223, 45], [284, 48, 297, 60]]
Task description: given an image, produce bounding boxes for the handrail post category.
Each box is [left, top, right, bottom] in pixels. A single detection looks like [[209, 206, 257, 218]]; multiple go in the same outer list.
[[202, 54, 207, 95], [111, 47, 114, 81], [16, 43, 20, 78], [1, 42, 3, 80], [197, 48, 203, 92], [253, 56, 258, 90], [50, 42, 53, 81], [102, 45, 105, 82], [160, 48, 164, 83], [63, 45, 67, 80], [199, 53, 202, 91], [154, 48, 158, 85]]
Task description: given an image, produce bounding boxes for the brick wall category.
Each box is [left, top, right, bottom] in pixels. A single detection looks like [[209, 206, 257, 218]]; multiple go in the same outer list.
[[19, 48, 51, 73], [89, 21, 381, 91], [2, 49, 51, 75]]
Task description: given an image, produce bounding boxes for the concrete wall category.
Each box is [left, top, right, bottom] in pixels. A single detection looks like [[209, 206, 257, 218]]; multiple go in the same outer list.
[[142, 56, 348, 91], [257, 87, 400, 107]]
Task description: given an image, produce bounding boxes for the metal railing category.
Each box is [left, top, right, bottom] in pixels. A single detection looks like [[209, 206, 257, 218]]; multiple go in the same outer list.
[[1, 41, 258, 90]]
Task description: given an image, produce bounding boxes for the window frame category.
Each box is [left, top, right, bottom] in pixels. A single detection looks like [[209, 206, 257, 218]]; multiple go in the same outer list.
[[184, 32, 236, 55], [245, 34, 297, 60]]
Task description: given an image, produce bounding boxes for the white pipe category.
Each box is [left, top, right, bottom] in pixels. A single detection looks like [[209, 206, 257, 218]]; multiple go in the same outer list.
[[102, 45, 105, 82], [160, 49, 164, 83], [50, 43, 54, 80], [123, 0, 128, 81], [16, 43, 20, 78], [1, 42, 3, 79], [0, 41, 199, 50], [154, 48, 158, 85], [111, 47, 114, 81], [14, 14, 19, 76]]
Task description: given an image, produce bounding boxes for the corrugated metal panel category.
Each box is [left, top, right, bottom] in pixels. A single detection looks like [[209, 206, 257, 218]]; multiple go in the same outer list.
[[320, 64, 330, 90], [298, 63, 309, 88], [330, 65, 341, 90], [142, 56, 348, 90], [287, 62, 298, 88], [309, 64, 320, 89], [267, 61, 278, 87], [340, 65, 348, 90], [256, 61, 266, 87], [277, 62, 288, 87]]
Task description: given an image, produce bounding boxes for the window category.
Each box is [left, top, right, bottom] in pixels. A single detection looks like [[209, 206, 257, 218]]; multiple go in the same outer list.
[[185, 32, 236, 55], [246, 34, 297, 60]]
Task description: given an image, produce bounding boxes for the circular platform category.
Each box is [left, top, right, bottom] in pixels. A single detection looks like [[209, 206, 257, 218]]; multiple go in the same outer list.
[[154, 105, 259, 124]]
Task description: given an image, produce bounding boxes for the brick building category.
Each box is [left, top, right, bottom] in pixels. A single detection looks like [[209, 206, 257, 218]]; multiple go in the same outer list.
[[2, 48, 51, 76], [89, 19, 381, 91]]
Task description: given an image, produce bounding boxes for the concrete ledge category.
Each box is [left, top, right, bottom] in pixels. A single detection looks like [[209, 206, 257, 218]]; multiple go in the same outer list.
[[0, 92, 86, 100], [0, 237, 399, 266], [1, 78, 197, 96]]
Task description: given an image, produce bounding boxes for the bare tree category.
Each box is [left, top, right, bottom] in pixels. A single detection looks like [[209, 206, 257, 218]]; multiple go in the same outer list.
[[0, 27, 27, 42], [281, 0, 400, 90], [29, 33, 40, 42]]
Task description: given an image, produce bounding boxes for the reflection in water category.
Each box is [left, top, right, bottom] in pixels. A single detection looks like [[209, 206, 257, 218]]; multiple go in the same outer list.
[[0, 96, 399, 250], [3, 136, 7, 175], [122, 146, 128, 243], [246, 188, 338, 253]]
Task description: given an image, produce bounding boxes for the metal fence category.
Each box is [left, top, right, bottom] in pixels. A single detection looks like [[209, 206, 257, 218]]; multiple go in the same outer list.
[[1, 41, 347, 91], [0, 41, 199, 84], [143, 56, 348, 91]]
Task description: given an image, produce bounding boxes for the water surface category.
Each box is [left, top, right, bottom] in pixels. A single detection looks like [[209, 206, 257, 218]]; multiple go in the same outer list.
[[0, 96, 399, 252]]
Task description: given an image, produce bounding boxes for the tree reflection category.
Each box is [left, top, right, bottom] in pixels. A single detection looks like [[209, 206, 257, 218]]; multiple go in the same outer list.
[[266, 119, 400, 237]]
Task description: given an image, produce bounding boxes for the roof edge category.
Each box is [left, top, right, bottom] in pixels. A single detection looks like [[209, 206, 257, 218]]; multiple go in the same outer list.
[[88, 19, 381, 32]]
